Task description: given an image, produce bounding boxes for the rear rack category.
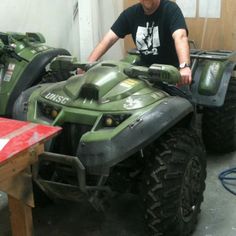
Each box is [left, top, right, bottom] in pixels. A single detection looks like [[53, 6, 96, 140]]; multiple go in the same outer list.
[[190, 49, 236, 61]]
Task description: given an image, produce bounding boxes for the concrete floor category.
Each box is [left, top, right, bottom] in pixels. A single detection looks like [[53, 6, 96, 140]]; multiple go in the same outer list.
[[1, 152, 236, 236]]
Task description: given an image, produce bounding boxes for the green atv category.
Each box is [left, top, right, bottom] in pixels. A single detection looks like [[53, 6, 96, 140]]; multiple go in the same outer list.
[[0, 31, 70, 117], [13, 53, 209, 236]]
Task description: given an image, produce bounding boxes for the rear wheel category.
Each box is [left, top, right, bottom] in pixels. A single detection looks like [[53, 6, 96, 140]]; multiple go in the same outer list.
[[202, 77, 236, 153], [142, 128, 206, 236]]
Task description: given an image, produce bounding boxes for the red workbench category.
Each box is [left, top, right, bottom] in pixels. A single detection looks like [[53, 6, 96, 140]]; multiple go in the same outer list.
[[0, 117, 61, 236]]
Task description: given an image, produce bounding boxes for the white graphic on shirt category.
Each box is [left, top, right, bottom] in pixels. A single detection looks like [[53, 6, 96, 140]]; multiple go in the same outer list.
[[136, 22, 160, 55]]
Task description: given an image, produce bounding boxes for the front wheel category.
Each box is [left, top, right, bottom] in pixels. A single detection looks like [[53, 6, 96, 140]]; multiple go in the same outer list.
[[142, 128, 206, 236]]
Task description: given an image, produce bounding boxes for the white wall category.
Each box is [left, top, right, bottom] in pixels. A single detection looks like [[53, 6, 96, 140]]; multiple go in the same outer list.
[[0, 0, 79, 56], [0, 0, 124, 60], [78, 0, 124, 61]]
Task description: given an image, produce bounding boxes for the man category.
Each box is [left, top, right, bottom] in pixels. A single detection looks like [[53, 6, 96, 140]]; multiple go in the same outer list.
[[87, 0, 192, 85]]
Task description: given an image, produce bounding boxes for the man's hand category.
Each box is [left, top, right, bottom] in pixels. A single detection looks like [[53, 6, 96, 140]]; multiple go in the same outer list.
[[178, 67, 192, 86], [76, 68, 85, 75]]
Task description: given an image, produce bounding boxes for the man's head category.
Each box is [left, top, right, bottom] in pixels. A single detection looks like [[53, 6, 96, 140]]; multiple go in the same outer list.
[[139, 0, 161, 15]]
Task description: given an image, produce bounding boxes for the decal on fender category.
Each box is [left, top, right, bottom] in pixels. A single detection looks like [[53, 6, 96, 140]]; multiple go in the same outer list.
[[3, 63, 15, 82], [44, 92, 70, 104], [120, 79, 138, 88], [124, 97, 141, 109]]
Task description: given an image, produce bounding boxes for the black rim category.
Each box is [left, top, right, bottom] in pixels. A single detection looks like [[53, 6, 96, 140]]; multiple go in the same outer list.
[[180, 156, 202, 222]]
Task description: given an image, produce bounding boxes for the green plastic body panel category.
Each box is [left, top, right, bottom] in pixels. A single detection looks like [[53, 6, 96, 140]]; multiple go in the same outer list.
[[10, 52, 196, 175], [183, 50, 236, 107], [121, 52, 141, 65], [198, 61, 225, 96], [23, 77, 193, 174]]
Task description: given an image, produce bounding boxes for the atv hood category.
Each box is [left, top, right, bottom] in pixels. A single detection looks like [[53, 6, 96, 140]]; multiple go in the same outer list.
[[40, 61, 168, 111]]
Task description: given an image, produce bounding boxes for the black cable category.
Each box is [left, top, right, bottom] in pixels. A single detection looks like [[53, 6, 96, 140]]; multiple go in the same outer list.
[[218, 167, 236, 195]]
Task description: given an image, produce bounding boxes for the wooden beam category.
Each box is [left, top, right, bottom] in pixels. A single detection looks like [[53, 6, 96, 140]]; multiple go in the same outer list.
[[8, 195, 33, 236], [0, 144, 43, 183]]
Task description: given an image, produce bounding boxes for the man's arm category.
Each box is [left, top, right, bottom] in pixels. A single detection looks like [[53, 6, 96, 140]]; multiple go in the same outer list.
[[172, 29, 192, 85], [88, 30, 119, 62]]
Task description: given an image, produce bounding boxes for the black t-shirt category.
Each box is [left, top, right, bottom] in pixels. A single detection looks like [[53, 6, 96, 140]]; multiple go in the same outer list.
[[111, 0, 188, 67]]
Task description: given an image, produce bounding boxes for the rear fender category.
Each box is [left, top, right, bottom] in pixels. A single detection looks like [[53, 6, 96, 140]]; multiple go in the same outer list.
[[77, 96, 193, 175], [190, 51, 236, 107]]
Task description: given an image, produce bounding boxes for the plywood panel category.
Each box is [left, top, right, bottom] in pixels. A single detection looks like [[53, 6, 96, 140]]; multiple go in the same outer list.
[[186, 0, 236, 50], [124, 0, 236, 51]]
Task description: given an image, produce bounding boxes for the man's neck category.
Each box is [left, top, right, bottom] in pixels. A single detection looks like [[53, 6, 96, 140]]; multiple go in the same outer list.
[[143, 0, 161, 15]]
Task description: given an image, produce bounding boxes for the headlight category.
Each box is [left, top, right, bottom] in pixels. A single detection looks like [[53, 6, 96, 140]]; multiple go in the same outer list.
[[37, 101, 61, 120], [102, 114, 130, 128]]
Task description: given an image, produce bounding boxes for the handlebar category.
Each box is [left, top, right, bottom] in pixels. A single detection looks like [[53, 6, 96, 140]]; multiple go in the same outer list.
[[124, 64, 181, 85], [0, 33, 10, 46], [49, 55, 98, 72], [0, 32, 29, 62], [0, 45, 29, 62]]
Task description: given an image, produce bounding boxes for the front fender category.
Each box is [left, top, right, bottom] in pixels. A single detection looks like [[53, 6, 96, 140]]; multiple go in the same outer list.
[[6, 48, 70, 116], [77, 96, 193, 175]]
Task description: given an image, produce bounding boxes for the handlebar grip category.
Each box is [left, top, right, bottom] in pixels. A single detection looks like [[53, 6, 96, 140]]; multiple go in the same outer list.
[[0, 33, 10, 45]]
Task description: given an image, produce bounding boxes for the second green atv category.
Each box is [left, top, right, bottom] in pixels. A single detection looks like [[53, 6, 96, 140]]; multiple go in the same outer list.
[[14, 55, 207, 236], [0, 31, 70, 117]]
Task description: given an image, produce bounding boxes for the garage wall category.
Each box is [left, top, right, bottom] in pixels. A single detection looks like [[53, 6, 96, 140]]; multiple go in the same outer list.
[[124, 0, 236, 51]]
